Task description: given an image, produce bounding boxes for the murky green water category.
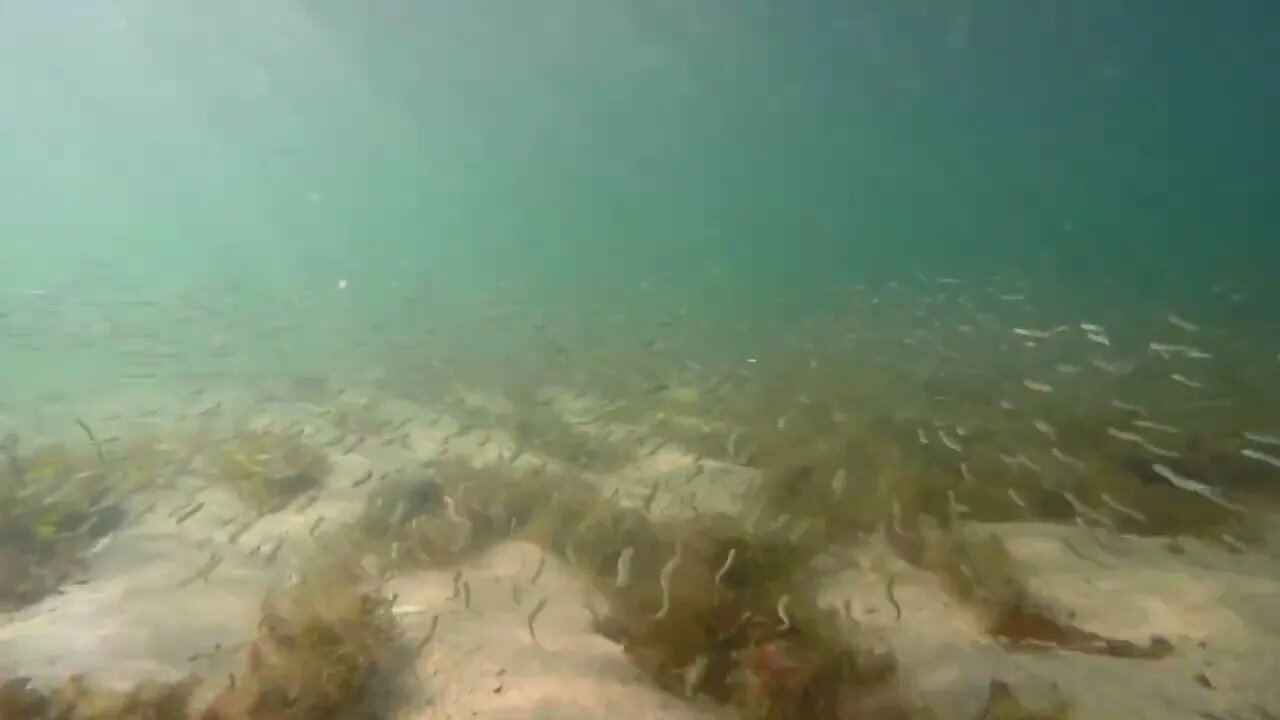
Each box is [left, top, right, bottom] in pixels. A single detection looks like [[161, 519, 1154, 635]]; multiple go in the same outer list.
[[1, 3, 1277, 719]]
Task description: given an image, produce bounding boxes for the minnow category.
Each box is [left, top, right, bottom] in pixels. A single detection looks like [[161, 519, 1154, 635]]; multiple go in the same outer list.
[[1220, 534, 1249, 553], [527, 597, 549, 645], [1150, 342, 1212, 360], [308, 516, 325, 537], [1085, 331, 1111, 346], [917, 428, 930, 445], [1151, 464, 1243, 512], [1111, 400, 1148, 416], [175, 501, 206, 525], [1051, 447, 1087, 472], [1033, 419, 1057, 442], [831, 468, 847, 497], [416, 614, 440, 651], [263, 537, 286, 563], [726, 430, 742, 463], [1133, 419, 1179, 434], [937, 430, 963, 453], [529, 552, 546, 586], [645, 438, 668, 457], [1171, 373, 1203, 389], [74, 417, 108, 469], [1092, 358, 1132, 375], [682, 656, 709, 698], [654, 541, 684, 620], [615, 547, 634, 588], [1106, 427, 1180, 458], [1007, 488, 1029, 511], [1023, 379, 1054, 393], [947, 490, 968, 524], [443, 495, 465, 524], [1013, 327, 1054, 339], [776, 594, 793, 631], [642, 481, 660, 513], [885, 575, 902, 620], [1000, 452, 1042, 474], [1100, 493, 1146, 523], [1241, 447, 1280, 470], [227, 517, 258, 543], [714, 548, 737, 587], [1061, 491, 1114, 530], [1243, 431, 1280, 447], [86, 533, 114, 556], [1167, 314, 1199, 332], [177, 554, 222, 587]]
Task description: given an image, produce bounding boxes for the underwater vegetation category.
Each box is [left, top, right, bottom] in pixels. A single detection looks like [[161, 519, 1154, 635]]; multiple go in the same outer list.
[[348, 455, 1089, 719], [0, 675, 200, 720], [502, 398, 640, 473], [339, 450, 921, 717], [0, 555, 405, 720], [6, 283, 1278, 716], [672, 386, 1272, 550], [576, 512, 921, 719], [0, 435, 132, 609], [884, 517, 1173, 660], [354, 458, 595, 569], [200, 553, 405, 720], [202, 430, 330, 513], [0, 398, 1258, 719]]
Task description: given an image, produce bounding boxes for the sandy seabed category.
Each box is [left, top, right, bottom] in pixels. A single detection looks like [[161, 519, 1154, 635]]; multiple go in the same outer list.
[[1, 384, 1278, 720]]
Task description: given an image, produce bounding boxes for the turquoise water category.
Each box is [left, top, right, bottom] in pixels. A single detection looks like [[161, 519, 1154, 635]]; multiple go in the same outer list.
[[4, 2, 1277, 301], [0, 3, 1277, 718], [2, 0, 1277, 517], [3, 1, 1276, 412]]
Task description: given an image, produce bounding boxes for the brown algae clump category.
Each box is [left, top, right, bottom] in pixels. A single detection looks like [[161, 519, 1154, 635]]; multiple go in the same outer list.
[[204, 430, 330, 513], [0, 675, 201, 720], [888, 518, 1174, 660], [0, 556, 405, 720], [202, 557, 405, 720], [577, 512, 925, 719], [0, 441, 127, 609], [357, 459, 593, 569]]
